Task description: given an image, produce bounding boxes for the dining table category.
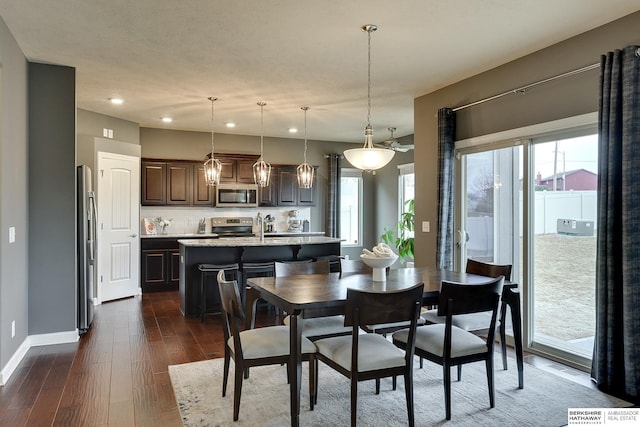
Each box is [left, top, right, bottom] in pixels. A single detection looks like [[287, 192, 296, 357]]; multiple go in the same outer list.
[[245, 267, 523, 427]]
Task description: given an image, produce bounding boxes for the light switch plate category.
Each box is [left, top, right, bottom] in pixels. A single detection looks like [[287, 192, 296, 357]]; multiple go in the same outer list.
[[422, 221, 430, 233], [9, 226, 15, 243]]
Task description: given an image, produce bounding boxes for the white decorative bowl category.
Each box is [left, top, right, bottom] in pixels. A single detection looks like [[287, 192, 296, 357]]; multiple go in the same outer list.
[[360, 254, 398, 281]]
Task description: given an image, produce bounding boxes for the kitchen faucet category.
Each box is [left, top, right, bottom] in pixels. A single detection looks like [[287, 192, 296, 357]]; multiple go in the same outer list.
[[256, 212, 264, 242]]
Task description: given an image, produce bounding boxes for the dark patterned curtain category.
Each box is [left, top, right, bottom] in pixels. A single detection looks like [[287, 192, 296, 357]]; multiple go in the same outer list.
[[436, 108, 456, 269], [591, 45, 640, 404], [326, 154, 341, 238]]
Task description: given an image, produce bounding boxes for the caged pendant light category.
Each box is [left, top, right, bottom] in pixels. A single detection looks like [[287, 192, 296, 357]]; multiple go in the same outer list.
[[297, 106, 314, 188], [253, 101, 272, 187], [343, 24, 395, 171], [204, 97, 222, 186]]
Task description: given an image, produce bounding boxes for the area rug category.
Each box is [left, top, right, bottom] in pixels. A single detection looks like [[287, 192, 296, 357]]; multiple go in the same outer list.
[[169, 356, 629, 427]]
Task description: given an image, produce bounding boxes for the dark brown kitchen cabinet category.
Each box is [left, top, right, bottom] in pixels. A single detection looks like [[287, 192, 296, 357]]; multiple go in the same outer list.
[[218, 156, 258, 183], [141, 238, 180, 292], [193, 164, 214, 206], [142, 160, 193, 206], [166, 162, 193, 205], [141, 162, 166, 205], [237, 159, 256, 182], [276, 166, 317, 206], [258, 173, 278, 206]]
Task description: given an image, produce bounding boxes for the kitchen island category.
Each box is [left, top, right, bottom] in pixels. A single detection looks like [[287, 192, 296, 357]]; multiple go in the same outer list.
[[178, 236, 341, 317]]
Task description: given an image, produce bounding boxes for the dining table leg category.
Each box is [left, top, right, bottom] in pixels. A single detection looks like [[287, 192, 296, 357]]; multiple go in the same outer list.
[[506, 288, 524, 389], [288, 311, 303, 427]]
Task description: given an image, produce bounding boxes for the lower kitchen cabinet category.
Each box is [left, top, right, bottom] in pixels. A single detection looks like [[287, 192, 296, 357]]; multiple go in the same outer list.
[[141, 238, 180, 292]]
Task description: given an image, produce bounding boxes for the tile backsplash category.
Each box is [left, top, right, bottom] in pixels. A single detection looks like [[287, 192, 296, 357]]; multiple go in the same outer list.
[[140, 206, 311, 235]]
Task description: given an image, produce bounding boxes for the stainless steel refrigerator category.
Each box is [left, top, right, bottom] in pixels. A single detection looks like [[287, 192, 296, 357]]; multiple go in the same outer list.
[[77, 165, 97, 333]]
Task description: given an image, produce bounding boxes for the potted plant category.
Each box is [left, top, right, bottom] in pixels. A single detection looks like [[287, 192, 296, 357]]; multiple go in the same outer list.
[[380, 199, 414, 263]]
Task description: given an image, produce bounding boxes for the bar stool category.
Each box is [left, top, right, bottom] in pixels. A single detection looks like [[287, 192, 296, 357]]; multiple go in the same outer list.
[[241, 261, 276, 314], [197, 263, 241, 322]]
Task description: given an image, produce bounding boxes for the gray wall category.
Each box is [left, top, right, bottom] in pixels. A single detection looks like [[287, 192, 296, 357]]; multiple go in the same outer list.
[[0, 16, 29, 371], [28, 63, 77, 335], [413, 11, 640, 268]]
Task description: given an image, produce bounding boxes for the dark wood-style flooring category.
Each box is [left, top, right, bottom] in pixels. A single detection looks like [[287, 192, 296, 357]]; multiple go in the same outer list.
[[0, 291, 594, 426]]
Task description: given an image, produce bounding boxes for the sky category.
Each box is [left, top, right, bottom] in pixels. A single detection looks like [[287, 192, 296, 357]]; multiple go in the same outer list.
[[533, 134, 598, 179]]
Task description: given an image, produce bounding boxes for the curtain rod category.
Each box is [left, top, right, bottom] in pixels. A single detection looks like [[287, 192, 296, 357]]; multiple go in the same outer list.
[[452, 62, 599, 112]]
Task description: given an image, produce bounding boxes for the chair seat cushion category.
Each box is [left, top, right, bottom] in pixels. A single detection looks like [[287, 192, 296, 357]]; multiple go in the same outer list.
[[393, 323, 488, 358], [422, 309, 493, 332], [283, 315, 352, 338], [365, 316, 426, 333], [229, 325, 317, 359], [314, 333, 405, 372]]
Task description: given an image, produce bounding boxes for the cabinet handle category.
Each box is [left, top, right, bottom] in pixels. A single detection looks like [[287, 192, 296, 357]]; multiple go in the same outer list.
[[129, 233, 138, 238]]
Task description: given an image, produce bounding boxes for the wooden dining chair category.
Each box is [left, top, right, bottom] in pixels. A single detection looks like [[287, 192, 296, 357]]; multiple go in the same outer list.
[[339, 259, 426, 337], [421, 258, 513, 378], [278, 260, 353, 341], [393, 276, 504, 420], [314, 283, 424, 427], [216, 270, 318, 421]]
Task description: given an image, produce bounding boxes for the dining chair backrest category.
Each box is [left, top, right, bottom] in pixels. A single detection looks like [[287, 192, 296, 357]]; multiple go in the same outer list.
[[344, 283, 424, 328], [437, 277, 504, 318], [274, 259, 330, 277], [217, 270, 245, 348], [466, 258, 512, 281], [338, 258, 372, 278]]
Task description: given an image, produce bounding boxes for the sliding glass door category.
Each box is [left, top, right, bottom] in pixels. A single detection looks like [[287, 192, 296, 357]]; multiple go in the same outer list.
[[455, 123, 597, 368]]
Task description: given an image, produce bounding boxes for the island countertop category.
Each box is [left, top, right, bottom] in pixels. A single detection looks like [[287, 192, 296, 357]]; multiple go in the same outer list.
[[178, 235, 340, 247]]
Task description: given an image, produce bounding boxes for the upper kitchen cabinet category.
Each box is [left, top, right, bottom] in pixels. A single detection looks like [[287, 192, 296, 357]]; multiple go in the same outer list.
[[142, 160, 193, 206], [218, 155, 259, 183], [193, 164, 214, 206], [273, 166, 317, 207], [142, 161, 166, 205]]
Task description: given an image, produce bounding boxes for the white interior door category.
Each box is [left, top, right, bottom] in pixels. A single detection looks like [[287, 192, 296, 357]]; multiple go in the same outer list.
[[97, 152, 141, 302]]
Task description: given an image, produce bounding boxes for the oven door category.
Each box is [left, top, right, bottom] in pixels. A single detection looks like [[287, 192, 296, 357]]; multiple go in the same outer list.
[[216, 184, 258, 207]]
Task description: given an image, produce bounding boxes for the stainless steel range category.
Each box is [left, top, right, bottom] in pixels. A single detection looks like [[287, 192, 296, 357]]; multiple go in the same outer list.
[[210, 217, 255, 237]]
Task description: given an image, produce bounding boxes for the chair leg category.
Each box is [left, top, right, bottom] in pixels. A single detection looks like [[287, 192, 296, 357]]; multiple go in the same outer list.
[[222, 351, 230, 397], [443, 364, 452, 420], [233, 361, 244, 421], [351, 375, 358, 427], [314, 357, 319, 404], [457, 364, 462, 381], [499, 303, 509, 370], [486, 356, 495, 408], [375, 378, 380, 394], [404, 371, 415, 427], [309, 356, 315, 410], [419, 356, 423, 369], [392, 375, 397, 391]]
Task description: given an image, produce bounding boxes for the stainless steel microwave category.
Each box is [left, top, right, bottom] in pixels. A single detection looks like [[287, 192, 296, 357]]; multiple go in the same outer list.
[[215, 183, 259, 207]]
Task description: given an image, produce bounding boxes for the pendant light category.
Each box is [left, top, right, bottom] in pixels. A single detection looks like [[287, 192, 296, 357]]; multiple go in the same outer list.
[[343, 24, 395, 171], [204, 97, 222, 186], [297, 106, 314, 188], [253, 101, 272, 187]]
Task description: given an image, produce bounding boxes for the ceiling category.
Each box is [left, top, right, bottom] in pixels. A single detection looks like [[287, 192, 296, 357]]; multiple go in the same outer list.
[[1, 1, 638, 144]]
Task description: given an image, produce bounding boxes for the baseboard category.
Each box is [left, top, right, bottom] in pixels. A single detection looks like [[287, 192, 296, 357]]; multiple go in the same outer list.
[[0, 337, 30, 386], [0, 329, 80, 385]]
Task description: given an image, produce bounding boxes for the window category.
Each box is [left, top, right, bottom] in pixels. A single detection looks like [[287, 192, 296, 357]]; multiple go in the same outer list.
[[340, 169, 363, 246], [398, 163, 415, 228]]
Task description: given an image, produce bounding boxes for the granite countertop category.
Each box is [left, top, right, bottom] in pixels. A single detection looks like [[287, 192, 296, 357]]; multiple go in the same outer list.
[[142, 231, 325, 239], [141, 233, 220, 239], [178, 235, 340, 247]]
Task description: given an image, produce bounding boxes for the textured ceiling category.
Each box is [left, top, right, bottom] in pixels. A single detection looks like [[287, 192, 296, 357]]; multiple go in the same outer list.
[[1, 1, 639, 144]]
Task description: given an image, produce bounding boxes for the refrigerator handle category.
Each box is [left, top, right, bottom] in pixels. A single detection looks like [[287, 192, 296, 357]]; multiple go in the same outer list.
[[89, 191, 98, 265]]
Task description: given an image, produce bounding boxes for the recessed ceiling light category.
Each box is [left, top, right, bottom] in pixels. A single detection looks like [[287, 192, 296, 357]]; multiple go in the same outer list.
[[225, 122, 235, 128], [162, 117, 173, 123], [109, 97, 124, 105], [289, 128, 298, 133]]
